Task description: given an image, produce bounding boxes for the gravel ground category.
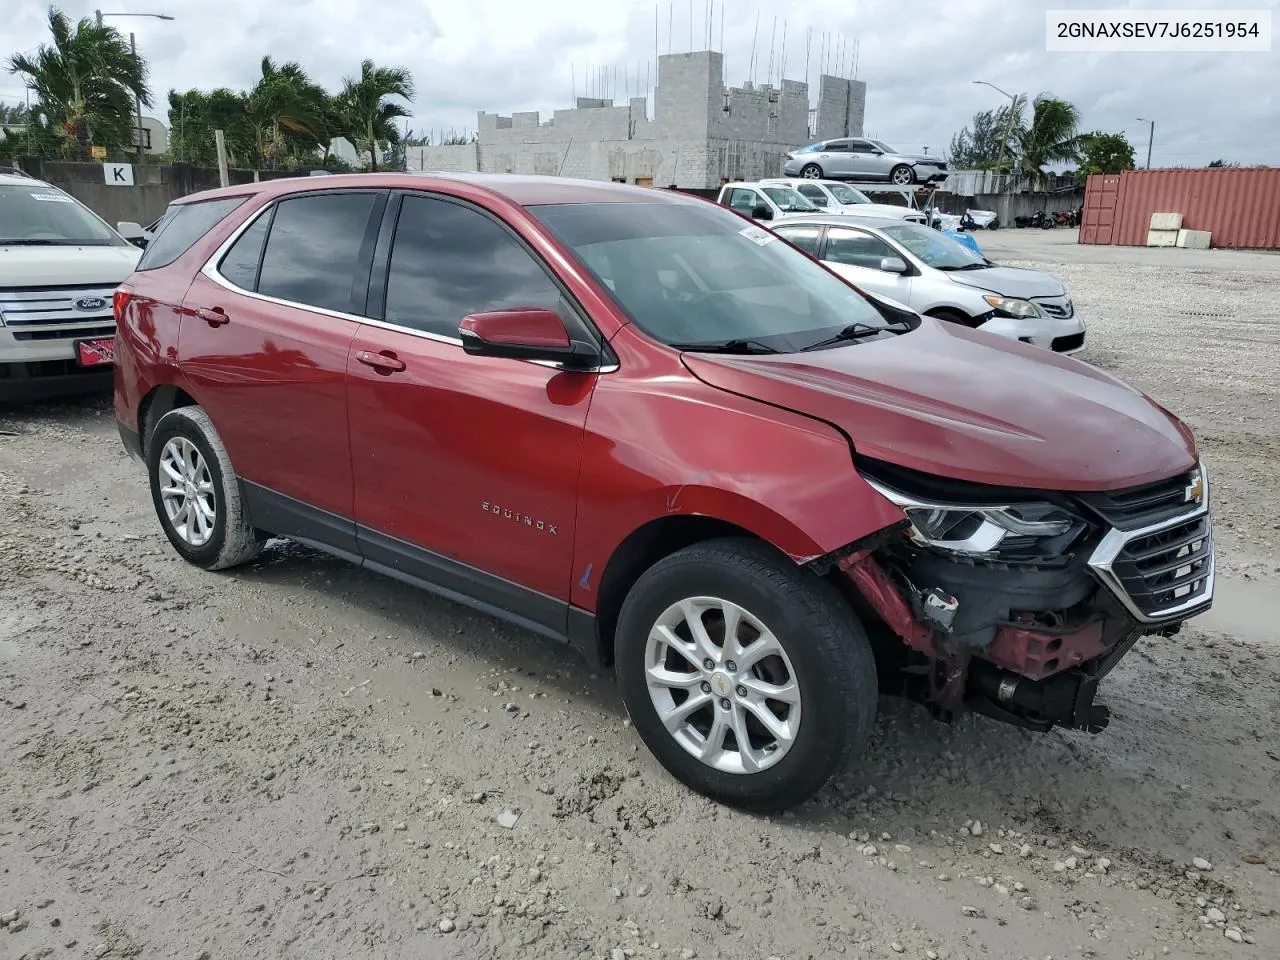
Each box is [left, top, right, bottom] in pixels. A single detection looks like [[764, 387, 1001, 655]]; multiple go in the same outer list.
[[2, 231, 1279, 960]]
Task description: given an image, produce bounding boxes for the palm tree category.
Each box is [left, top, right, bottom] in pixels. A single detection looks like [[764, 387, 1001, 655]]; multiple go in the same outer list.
[[6, 6, 151, 159], [1017, 94, 1082, 186], [336, 59, 414, 172], [245, 57, 327, 169]]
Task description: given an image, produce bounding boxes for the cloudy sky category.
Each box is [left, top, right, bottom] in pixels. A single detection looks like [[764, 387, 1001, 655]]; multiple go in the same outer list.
[[3, 0, 1276, 167]]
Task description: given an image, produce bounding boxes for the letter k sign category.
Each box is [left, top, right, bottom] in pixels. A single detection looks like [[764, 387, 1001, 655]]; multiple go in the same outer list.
[[103, 163, 135, 186]]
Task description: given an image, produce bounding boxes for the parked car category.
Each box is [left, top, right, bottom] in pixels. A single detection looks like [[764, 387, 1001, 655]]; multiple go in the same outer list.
[[0, 171, 141, 400], [783, 138, 948, 184], [114, 174, 1211, 812], [769, 215, 1085, 353], [757, 178, 928, 224], [715, 181, 819, 221]]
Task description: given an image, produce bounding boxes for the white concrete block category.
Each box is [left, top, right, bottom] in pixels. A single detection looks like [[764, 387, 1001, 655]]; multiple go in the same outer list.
[[1146, 229, 1179, 247], [1149, 211, 1183, 231], [1177, 228, 1212, 249]]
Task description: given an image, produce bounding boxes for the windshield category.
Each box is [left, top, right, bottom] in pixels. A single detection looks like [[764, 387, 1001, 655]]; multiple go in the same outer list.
[[530, 201, 895, 352], [878, 222, 989, 269], [760, 187, 818, 212], [870, 140, 896, 153], [826, 183, 871, 205], [0, 184, 122, 245]]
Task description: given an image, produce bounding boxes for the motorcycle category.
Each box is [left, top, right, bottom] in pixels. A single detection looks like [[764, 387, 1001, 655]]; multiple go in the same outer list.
[[1014, 210, 1056, 229]]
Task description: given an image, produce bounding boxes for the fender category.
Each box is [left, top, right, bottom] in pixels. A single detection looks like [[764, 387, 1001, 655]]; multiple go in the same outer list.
[[569, 369, 904, 611]]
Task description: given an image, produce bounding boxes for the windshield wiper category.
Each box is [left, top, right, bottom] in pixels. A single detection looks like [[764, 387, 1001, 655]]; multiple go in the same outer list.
[[800, 321, 910, 352], [669, 338, 781, 354], [936, 262, 992, 271]]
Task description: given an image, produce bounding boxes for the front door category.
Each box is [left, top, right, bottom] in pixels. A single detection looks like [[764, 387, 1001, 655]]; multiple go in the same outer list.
[[821, 226, 914, 304], [346, 193, 597, 629], [180, 190, 386, 524]]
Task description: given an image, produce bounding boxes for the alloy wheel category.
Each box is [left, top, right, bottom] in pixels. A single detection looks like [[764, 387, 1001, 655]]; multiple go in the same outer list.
[[891, 166, 914, 185], [801, 166, 822, 179], [158, 436, 216, 547], [643, 596, 802, 774]]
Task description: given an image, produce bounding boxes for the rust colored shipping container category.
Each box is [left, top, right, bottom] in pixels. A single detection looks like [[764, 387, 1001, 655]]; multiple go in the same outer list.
[[1081, 168, 1280, 250]]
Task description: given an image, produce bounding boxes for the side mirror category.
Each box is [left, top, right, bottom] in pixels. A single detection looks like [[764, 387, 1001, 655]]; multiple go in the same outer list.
[[880, 256, 909, 274], [117, 220, 147, 247], [459, 307, 599, 369], [751, 204, 773, 220]]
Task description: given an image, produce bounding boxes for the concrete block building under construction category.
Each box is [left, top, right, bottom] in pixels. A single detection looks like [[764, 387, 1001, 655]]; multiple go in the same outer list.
[[406, 50, 866, 190]]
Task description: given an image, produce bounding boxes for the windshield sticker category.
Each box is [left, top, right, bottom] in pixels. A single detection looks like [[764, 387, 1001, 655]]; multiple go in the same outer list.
[[31, 192, 76, 202], [739, 225, 776, 246]]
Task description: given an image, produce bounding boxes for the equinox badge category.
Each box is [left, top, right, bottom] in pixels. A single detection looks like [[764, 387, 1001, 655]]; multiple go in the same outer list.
[[481, 501, 557, 535]]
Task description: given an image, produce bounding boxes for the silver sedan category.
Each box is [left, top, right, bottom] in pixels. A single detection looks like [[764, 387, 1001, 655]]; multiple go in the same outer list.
[[770, 215, 1087, 354], [782, 138, 949, 185]]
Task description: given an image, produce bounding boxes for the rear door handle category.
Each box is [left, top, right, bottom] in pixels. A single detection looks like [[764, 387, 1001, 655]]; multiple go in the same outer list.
[[356, 350, 406, 373], [197, 306, 229, 327]]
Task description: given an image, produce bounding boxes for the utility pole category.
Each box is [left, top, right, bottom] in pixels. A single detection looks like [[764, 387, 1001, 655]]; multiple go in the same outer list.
[[1137, 117, 1154, 168], [973, 80, 1019, 181]]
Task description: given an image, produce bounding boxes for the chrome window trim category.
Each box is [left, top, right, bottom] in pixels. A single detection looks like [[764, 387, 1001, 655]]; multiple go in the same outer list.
[[1086, 465, 1213, 624], [199, 198, 618, 374]]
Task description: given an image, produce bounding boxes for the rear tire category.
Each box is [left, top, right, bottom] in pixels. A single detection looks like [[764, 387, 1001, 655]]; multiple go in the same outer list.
[[147, 406, 263, 571], [615, 538, 877, 812], [800, 163, 824, 179]]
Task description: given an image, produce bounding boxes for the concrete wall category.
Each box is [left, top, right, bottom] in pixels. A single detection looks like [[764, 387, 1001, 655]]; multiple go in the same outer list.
[[14, 157, 291, 226], [407, 50, 865, 189], [813, 77, 867, 142]]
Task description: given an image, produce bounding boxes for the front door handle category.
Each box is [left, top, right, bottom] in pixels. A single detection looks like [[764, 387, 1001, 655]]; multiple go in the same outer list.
[[197, 306, 229, 327], [356, 350, 406, 373]]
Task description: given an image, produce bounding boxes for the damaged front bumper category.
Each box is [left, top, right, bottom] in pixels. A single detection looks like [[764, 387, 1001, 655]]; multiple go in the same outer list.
[[825, 464, 1214, 733]]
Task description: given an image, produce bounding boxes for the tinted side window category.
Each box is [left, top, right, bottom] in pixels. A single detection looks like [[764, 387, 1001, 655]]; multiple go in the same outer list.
[[823, 140, 852, 152], [216, 211, 271, 290], [773, 224, 822, 256], [383, 195, 562, 339], [825, 228, 897, 268], [257, 193, 379, 314], [136, 197, 247, 270]]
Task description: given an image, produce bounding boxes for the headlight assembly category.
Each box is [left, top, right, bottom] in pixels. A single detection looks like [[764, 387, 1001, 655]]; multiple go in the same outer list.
[[982, 295, 1041, 319], [865, 477, 1084, 558]]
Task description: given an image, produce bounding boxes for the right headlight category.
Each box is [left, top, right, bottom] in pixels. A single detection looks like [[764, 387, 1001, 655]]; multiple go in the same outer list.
[[865, 477, 1083, 558], [982, 295, 1041, 319]]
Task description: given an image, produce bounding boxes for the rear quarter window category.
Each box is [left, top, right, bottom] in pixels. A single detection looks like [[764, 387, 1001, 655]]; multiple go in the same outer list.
[[136, 196, 249, 271]]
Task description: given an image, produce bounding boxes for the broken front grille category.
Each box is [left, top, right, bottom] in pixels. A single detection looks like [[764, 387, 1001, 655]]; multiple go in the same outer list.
[[1110, 514, 1212, 616]]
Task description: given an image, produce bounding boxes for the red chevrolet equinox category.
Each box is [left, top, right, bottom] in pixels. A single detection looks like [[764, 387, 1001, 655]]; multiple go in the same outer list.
[[113, 174, 1213, 811]]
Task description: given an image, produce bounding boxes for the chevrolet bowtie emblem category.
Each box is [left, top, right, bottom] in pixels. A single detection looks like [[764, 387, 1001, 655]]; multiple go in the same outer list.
[[1184, 474, 1204, 504]]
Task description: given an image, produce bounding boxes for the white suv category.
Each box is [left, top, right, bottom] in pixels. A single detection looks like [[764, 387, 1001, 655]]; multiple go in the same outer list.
[[0, 172, 141, 400], [715, 181, 820, 223]]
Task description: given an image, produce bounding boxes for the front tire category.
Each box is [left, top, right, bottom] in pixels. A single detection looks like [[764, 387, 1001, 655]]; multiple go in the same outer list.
[[147, 406, 263, 570], [615, 538, 877, 812], [800, 163, 824, 179], [890, 164, 916, 185]]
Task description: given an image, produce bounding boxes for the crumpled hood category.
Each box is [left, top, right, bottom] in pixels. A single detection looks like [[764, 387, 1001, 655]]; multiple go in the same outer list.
[[681, 318, 1196, 491], [0, 243, 140, 287], [945, 265, 1066, 300]]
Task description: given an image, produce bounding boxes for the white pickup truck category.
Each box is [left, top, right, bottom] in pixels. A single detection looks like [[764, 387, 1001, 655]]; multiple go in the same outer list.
[[715, 181, 822, 223], [0, 171, 141, 401], [758, 178, 929, 225]]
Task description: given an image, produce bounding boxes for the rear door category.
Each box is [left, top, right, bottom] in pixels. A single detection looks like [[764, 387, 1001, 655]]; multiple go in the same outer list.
[[346, 191, 599, 623], [180, 189, 386, 538], [820, 225, 914, 304], [820, 139, 855, 177]]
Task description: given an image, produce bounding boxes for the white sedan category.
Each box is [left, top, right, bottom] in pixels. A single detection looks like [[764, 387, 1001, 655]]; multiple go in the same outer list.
[[770, 215, 1086, 354]]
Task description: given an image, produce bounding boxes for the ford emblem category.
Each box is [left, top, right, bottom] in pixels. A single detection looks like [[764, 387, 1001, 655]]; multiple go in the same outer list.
[[74, 296, 108, 311]]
